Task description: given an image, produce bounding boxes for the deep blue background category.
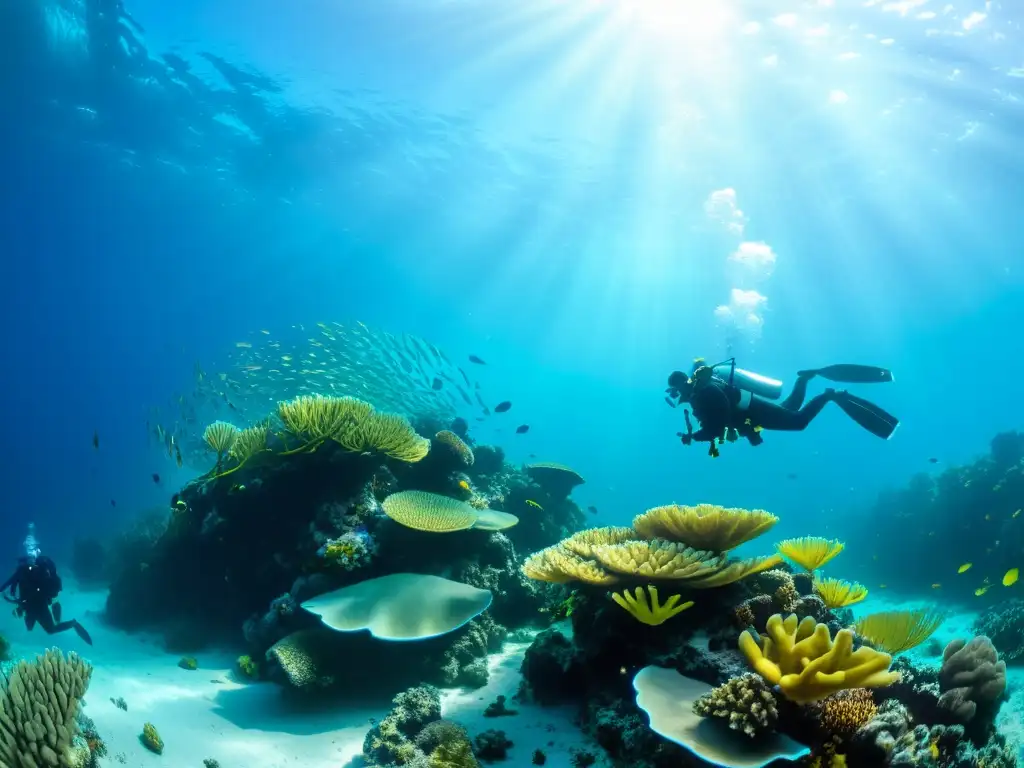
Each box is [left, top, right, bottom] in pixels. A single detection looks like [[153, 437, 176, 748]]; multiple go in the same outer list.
[[1, 0, 1022, 577]]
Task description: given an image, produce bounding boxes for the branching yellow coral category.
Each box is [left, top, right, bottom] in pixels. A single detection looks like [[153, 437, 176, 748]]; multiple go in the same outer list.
[[853, 608, 946, 655], [434, 430, 475, 466], [814, 578, 869, 608], [611, 585, 693, 626], [633, 504, 779, 552], [776, 537, 845, 572], [739, 614, 899, 703], [204, 421, 239, 455], [521, 545, 620, 586]]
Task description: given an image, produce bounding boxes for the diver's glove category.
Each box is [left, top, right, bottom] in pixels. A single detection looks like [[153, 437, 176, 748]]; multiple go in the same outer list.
[[676, 432, 692, 446]]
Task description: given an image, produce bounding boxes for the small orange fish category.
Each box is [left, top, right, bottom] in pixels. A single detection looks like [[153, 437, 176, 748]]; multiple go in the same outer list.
[[458, 480, 470, 491]]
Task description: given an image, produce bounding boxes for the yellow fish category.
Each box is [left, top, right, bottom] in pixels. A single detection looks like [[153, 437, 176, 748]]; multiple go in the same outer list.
[[931, 583, 942, 589], [958, 563, 972, 574], [975, 585, 992, 596], [458, 480, 471, 491], [525, 500, 543, 510], [1003, 568, 1019, 587]]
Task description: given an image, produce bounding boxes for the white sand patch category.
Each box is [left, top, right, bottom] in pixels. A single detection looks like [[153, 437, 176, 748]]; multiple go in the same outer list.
[[441, 635, 612, 768], [1, 586, 601, 767]]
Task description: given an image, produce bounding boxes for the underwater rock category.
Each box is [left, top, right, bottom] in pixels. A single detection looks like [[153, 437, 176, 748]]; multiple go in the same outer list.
[[519, 628, 586, 705], [849, 699, 912, 766], [472, 729, 513, 761], [937, 636, 1007, 744]]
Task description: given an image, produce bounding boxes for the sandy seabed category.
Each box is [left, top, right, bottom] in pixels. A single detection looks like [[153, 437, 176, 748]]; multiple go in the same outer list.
[[0, 583, 610, 768]]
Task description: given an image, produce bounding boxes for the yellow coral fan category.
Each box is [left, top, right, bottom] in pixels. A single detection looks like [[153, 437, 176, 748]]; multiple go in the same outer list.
[[279, 394, 371, 444], [611, 585, 693, 626], [814, 578, 869, 608], [276, 395, 429, 462], [561, 527, 637, 558], [382, 491, 478, 533], [853, 608, 946, 655], [686, 554, 784, 588], [434, 430, 475, 466], [633, 504, 779, 552], [776, 537, 845, 572], [591, 539, 727, 581], [739, 613, 899, 703], [350, 411, 431, 462], [819, 689, 877, 739], [203, 421, 239, 455], [521, 545, 620, 586], [229, 421, 270, 463]]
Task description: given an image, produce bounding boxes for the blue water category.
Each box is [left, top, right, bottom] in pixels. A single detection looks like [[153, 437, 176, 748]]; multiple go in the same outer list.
[[1, 0, 1022, 621]]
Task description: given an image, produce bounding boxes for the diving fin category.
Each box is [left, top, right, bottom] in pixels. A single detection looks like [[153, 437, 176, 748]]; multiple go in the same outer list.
[[805, 364, 894, 384], [73, 620, 93, 646], [834, 392, 900, 440]]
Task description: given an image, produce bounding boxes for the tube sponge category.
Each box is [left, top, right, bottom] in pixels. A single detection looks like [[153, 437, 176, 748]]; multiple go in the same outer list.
[[0, 649, 93, 767]]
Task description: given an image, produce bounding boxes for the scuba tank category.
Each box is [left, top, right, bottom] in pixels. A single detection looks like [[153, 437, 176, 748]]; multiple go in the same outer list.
[[692, 358, 784, 400]]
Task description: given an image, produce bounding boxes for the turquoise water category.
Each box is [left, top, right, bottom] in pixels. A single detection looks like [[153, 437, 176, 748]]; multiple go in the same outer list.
[[1, 1, 1023, 767]]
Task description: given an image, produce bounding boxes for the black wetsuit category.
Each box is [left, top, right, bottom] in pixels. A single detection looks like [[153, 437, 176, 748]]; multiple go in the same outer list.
[[1, 556, 92, 643], [688, 373, 835, 444]]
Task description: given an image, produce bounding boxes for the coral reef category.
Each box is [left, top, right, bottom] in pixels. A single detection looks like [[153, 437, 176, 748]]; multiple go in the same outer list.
[[102, 408, 582, 693], [845, 430, 1024, 603]]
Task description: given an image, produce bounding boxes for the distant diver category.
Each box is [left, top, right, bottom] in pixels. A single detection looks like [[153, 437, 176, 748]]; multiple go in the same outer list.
[[2, 525, 93, 645], [665, 359, 899, 458]]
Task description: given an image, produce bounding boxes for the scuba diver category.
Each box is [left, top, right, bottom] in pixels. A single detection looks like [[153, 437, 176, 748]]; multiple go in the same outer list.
[[1, 525, 93, 645], [665, 359, 900, 458]]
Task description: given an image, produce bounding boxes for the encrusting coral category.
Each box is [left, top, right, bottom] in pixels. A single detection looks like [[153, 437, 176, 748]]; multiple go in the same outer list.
[[692, 673, 779, 738], [854, 607, 946, 654], [610, 585, 693, 626], [740, 613, 900, 703]]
